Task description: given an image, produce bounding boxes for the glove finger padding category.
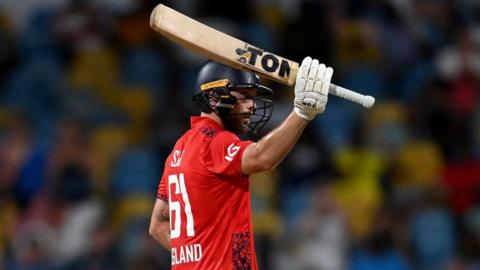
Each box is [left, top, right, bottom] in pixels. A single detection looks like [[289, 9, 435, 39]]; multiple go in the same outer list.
[[320, 66, 333, 97], [307, 59, 319, 85], [314, 64, 326, 94], [294, 56, 333, 120], [297, 57, 312, 86]]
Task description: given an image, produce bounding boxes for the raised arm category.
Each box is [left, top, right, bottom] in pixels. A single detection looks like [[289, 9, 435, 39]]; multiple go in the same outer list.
[[149, 199, 171, 250], [241, 112, 308, 174], [241, 57, 333, 175]]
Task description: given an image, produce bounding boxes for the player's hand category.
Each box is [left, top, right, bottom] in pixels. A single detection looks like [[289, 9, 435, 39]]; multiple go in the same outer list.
[[293, 57, 333, 120]]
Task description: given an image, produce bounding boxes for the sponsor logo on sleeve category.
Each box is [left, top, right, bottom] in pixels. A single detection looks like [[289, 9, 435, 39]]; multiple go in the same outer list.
[[225, 144, 240, 161]]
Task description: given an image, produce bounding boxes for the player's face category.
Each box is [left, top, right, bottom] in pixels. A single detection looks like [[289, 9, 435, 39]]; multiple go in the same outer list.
[[229, 89, 257, 134]]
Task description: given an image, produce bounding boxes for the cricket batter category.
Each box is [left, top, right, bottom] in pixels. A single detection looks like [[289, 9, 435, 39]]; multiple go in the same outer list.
[[149, 56, 333, 269]]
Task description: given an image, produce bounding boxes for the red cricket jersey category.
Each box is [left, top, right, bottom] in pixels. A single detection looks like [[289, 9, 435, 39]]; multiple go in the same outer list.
[[157, 116, 258, 270]]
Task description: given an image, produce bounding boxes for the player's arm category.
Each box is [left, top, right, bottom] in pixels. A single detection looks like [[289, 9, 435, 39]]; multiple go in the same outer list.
[[242, 112, 308, 175], [149, 199, 171, 251], [242, 57, 333, 175]]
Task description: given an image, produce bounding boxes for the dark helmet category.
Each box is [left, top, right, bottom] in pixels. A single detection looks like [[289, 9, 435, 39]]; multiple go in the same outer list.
[[192, 61, 274, 135]]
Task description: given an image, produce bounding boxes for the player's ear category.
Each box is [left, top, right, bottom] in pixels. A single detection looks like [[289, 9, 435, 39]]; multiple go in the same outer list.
[[207, 91, 219, 107]]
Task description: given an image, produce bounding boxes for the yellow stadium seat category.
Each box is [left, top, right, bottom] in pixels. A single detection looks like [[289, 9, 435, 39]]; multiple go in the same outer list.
[[89, 126, 130, 195]]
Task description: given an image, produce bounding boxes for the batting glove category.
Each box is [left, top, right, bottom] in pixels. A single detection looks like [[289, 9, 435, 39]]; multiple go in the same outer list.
[[293, 57, 333, 120]]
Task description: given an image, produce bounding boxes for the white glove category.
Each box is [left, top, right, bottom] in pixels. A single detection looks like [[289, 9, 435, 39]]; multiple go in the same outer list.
[[294, 57, 333, 120]]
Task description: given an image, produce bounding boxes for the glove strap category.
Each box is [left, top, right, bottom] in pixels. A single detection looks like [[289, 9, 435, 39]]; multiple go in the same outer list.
[[294, 107, 315, 120]]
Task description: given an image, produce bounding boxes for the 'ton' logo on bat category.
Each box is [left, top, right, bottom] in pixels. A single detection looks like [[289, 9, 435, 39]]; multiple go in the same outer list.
[[235, 44, 291, 79]]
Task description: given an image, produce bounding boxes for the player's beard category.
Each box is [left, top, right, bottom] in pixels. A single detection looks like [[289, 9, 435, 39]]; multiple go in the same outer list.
[[226, 112, 251, 134]]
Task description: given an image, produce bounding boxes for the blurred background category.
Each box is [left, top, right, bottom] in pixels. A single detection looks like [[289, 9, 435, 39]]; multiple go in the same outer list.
[[0, 0, 480, 269]]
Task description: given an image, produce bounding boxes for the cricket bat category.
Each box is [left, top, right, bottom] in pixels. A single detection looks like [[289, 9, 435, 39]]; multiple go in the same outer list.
[[150, 4, 375, 108]]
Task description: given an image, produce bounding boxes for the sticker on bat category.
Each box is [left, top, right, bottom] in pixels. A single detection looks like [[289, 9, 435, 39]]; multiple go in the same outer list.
[[235, 44, 291, 79]]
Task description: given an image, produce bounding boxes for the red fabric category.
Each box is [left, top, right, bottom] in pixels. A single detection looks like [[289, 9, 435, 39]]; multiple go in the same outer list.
[[156, 117, 257, 270], [442, 160, 480, 214], [449, 72, 478, 114]]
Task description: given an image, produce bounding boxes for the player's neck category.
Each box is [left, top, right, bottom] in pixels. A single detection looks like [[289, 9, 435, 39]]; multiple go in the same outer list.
[[200, 112, 224, 128]]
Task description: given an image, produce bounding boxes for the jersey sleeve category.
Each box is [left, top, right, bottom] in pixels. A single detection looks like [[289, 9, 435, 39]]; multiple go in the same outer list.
[[203, 131, 253, 177], [156, 174, 168, 202]]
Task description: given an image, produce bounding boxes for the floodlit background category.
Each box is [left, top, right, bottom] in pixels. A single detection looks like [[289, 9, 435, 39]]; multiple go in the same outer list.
[[1, 0, 480, 269]]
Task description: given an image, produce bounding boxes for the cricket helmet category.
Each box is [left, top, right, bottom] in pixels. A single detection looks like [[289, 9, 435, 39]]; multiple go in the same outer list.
[[193, 61, 274, 135]]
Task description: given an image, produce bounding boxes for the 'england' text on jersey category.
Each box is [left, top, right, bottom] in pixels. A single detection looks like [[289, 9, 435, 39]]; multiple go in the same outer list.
[[171, 244, 203, 266]]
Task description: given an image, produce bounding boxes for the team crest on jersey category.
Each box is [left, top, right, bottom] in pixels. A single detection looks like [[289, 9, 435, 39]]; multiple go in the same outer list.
[[171, 150, 185, 167], [225, 144, 240, 161], [200, 127, 216, 138]]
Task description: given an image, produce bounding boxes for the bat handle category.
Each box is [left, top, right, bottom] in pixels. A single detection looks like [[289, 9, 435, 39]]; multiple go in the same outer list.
[[328, 84, 375, 108]]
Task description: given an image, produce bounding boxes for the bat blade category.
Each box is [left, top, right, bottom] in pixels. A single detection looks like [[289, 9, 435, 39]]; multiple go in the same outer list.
[[150, 4, 375, 108], [150, 4, 298, 85]]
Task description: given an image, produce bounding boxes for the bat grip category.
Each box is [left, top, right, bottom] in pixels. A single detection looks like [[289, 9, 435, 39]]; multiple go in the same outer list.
[[328, 84, 375, 108]]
